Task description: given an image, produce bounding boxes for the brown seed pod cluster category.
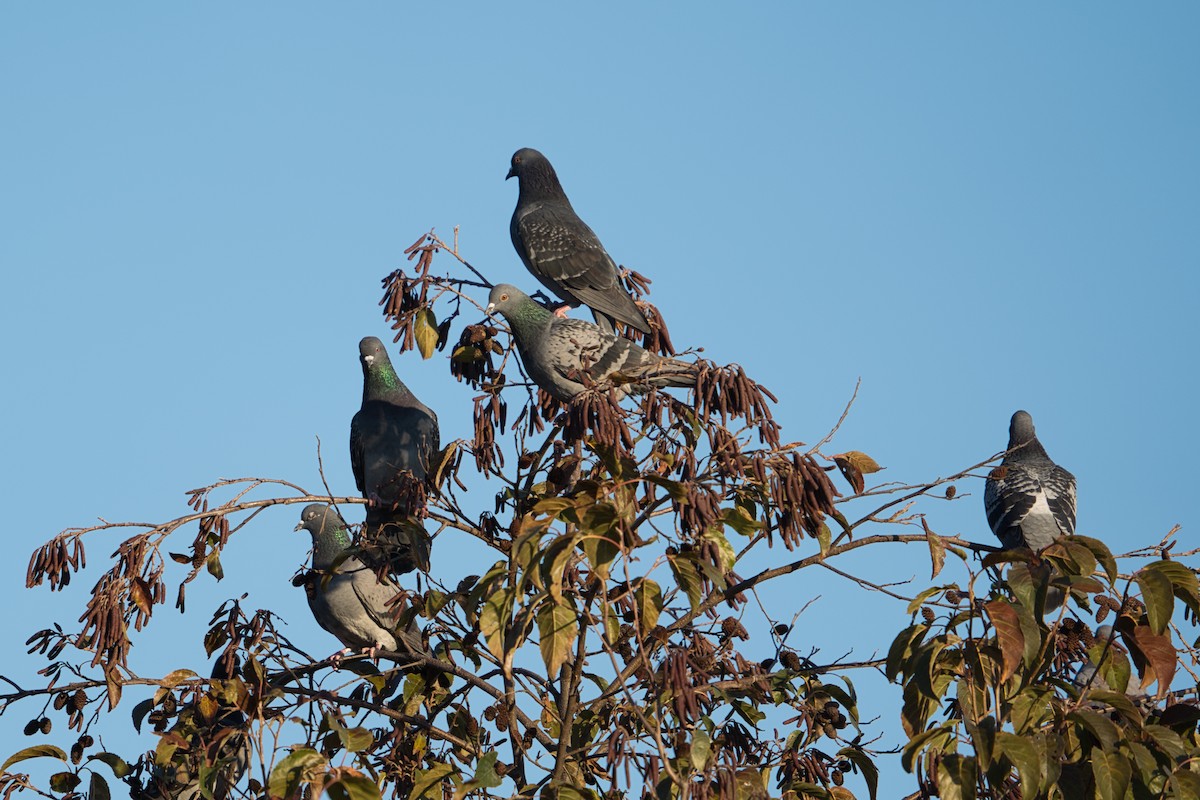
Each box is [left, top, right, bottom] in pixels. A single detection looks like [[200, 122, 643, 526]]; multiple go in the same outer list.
[[26, 534, 87, 591], [560, 389, 635, 458], [449, 323, 503, 389], [470, 383, 507, 475], [759, 451, 840, 549], [1053, 618, 1097, 672], [665, 648, 702, 724], [691, 363, 781, 449]]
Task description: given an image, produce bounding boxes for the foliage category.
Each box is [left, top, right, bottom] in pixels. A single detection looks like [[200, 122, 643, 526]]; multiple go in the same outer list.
[[3, 231, 1197, 800]]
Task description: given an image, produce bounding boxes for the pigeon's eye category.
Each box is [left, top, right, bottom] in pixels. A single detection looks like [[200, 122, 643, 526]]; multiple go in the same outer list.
[[501, 293, 509, 301]]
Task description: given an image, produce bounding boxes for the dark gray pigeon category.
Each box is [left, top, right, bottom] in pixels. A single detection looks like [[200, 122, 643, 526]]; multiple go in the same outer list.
[[507, 147, 651, 334], [486, 284, 697, 401], [295, 504, 432, 664], [984, 410, 1077, 551], [350, 336, 439, 574]]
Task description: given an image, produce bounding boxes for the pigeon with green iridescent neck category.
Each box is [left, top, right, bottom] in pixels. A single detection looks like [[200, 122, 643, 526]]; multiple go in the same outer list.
[[294, 503, 431, 663], [350, 336, 438, 574], [507, 147, 651, 334], [485, 284, 697, 401]]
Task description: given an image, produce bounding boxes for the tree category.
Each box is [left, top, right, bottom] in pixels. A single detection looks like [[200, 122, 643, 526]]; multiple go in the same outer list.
[[4, 231, 1198, 800]]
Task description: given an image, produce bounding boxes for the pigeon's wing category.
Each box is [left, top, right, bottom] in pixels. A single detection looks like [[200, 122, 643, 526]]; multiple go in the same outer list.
[[346, 562, 403, 632], [984, 465, 1038, 549], [516, 204, 649, 332], [1043, 464, 1077, 537], [349, 409, 367, 494], [514, 202, 614, 288]]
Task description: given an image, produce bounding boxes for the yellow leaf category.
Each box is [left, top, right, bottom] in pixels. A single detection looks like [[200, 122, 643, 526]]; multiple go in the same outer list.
[[414, 308, 439, 360]]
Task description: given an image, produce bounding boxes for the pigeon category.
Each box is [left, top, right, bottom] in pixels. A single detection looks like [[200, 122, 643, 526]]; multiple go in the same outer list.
[[507, 147, 651, 334], [984, 410, 1077, 551], [486, 284, 697, 402], [137, 659, 250, 800], [350, 336, 439, 573], [295, 504, 433, 666]]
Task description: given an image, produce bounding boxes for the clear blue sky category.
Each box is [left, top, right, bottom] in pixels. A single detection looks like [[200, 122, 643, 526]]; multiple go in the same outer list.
[[2, 4, 1197, 795]]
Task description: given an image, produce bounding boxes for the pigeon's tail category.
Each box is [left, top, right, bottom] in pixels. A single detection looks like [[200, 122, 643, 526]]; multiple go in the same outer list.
[[642, 357, 701, 391], [591, 302, 652, 336]]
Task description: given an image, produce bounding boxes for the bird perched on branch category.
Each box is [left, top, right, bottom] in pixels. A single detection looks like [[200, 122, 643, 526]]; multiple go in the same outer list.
[[294, 503, 433, 667], [350, 336, 439, 574], [507, 147, 651, 334], [486, 284, 696, 401], [984, 410, 1077, 551]]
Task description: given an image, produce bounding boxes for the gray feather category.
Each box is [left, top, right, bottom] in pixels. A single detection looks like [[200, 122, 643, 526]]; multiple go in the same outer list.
[[486, 284, 696, 401]]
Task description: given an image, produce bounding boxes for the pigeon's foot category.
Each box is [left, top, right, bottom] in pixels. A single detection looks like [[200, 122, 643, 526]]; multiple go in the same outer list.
[[329, 648, 352, 669], [361, 644, 383, 663], [552, 304, 571, 319]]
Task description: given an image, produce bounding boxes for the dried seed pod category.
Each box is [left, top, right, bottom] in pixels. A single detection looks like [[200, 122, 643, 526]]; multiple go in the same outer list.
[[39, 717, 52, 734], [921, 607, 936, 624]]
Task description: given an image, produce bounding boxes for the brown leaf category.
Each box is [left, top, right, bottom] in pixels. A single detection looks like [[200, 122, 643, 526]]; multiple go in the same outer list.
[[1131, 625, 1177, 696], [832, 455, 864, 494], [983, 599, 1024, 684]]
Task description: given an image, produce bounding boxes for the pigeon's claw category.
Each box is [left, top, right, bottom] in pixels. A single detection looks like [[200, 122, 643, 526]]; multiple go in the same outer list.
[[329, 648, 352, 669], [552, 304, 571, 319]]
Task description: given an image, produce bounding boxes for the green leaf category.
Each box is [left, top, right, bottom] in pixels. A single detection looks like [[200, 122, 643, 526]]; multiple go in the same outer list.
[[2, 745, 68, 773], [1135, 567, 1174, 635], [131, 698, 154, 734], [1068, 709, 1121, 751], [580, 526, 619, 582], [720, 506, 762, 537], [935, 753, 976, 800], [409, 761, 456, 800], [667, 552, 703, 611], [49, 772, 81, 793], [267, 748, 327, 799], [90, 752, 133, 779], [702, 527, 737, 571], [994, 732, 1040, 800], [1091, 750, 1131, 800], [643, 474, 689, 504], [635, 579, 663, 632], [89, 772, 111, 800], [690, 729, 711, 771], [413, 307, 439, 360], [206, 551, 224, 580], [901, 725, 954, 773], [885, 624, 928, 682], [479, 588, 513, 655], [837, 746, 878, 800], [1069, 535, 1118, 583], [327, 772, 383, 800], [537, 601, 578, 675], [1170, 767, 1200, 800], [468, 751, 504, 790], [338, 726, 375, 753], [815, 522, 831, 555], [539, 534, 576, 607]]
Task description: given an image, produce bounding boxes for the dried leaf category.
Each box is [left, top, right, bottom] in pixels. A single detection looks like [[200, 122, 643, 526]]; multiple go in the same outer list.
[[983, 599, 1023, 684]]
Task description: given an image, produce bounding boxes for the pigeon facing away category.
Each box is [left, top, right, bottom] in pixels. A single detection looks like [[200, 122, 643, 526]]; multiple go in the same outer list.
[[507, 147, 651, 334], [486, 284, 697, 401], [984, 410, 1078, 551], [350, 336, 439, 573], [295, 504, 431, 663]]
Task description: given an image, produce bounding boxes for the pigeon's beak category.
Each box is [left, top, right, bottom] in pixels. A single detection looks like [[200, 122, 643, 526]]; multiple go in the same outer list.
[[293, 522, 305, 532], [485, 302, 496, 315], [505, 166, 516, 180]]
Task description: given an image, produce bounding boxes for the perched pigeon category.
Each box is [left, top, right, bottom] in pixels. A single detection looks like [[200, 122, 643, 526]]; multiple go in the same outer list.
[[137, 659, 250, 800], [350, 336, 439, 573], [294, 504, 431, 664], [486, 284, 696, 401], [984, 410, 1077, 551], [507, 147, 651, 334]]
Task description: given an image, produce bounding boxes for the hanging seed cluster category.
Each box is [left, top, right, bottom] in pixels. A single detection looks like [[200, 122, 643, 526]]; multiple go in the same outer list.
[[27, 533, 87, 591], [450, 324, 503, 388], [378, 233, 442, 354]]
